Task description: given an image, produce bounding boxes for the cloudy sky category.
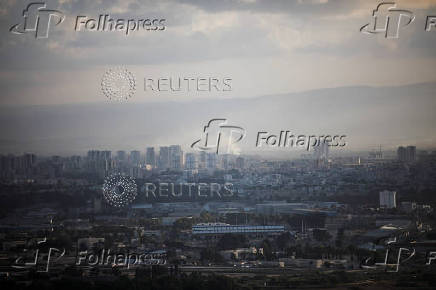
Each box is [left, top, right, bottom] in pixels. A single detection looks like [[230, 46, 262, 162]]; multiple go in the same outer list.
[[0, 0, 435, 154], [1, 0, 435, 105]]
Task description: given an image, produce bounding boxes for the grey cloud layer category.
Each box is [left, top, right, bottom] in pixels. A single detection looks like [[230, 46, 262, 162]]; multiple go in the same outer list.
[[0, 0, 435, 153], [1, 0, 435, 70]]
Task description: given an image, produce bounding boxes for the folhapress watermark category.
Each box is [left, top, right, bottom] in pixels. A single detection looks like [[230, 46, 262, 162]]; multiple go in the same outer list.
[[75, 15, 165, 35], [361, 240, 436, 272], [10, 2, 166, 39], [256, 131, 346, 151], [12, 239, 165, 272], [76, 250, 166, 269], [191, 119, 246, 155], [12, 237, 65, 273], [10, 2, 65, 39], [191, 119, 347, 155], [360, 2, 414, 39], [361, 2, 436, 38]]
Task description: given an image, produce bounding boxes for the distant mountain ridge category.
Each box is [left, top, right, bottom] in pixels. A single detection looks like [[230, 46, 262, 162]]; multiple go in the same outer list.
[[0, 82, 435, 155]]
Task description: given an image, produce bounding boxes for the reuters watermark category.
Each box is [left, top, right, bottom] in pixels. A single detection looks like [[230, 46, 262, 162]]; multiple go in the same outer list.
[[102, 173, 138, 207], [143, 182, 234, 199], [101, 67, 137, 101], [102, 173, 235, 207], [145, 77, 232, 92], [101, 69, 232, 101]]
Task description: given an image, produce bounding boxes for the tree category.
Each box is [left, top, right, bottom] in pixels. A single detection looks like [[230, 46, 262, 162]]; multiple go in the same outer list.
[[276, 232, 294, 250], [217, 234, 247, 250], [200, 211, 215, 223], [173, 217, 194, 230], [200, 248, 224, 263], [261, 239, 273, 261], [313, 229, 332, 242], [335, 228, 345, 248]]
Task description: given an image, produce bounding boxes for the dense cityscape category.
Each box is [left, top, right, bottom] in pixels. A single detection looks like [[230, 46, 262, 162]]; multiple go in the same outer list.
[[2, 0, 436, 289], [0, 144, 435, 289]]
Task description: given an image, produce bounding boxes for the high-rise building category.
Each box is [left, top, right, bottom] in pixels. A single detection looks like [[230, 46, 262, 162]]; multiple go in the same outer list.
[[23, 153, 36, 169], [406, 146, 416, 162], [314, 142, 329, 160], [398, 146, 416, 162], [185, 153, 197, 169], [369, 146, 383, 159], [379, 190, 396, 209], [0, 155, 14, 173], [397, 146, 406, 161], [86, 150, 113, 175], [145, 147, 156, 168], [102, 151, 111, 160], [236, 156, 244, 169], [206, 153, 217, 169], [220, 154, 230, 170], [130, 150, 141, 165], [169, 145, 183, 170], [87, 150, 98, 161], [116, 150, 127, 162], [198, 151, 206, 169], [68, 156, 82, 170], [159, 146, 170, 169], [87, 150, 111, 161]]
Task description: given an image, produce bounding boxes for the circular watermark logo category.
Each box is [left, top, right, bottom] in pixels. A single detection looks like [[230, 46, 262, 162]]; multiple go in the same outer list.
[[102, 173, 138, 207], [101, 67, 136, 101]]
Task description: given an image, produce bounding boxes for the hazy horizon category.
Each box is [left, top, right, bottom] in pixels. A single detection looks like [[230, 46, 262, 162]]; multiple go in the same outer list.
[[1, 81, 435, 156], [1, 0, 435, 156]]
